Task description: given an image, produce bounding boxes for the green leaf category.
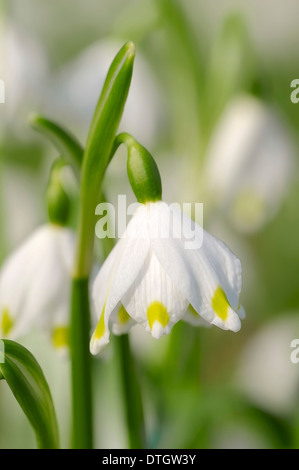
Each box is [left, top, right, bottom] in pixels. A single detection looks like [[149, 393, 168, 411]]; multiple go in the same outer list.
[[0, 339, 59, 449], [29, 114, 83, 172], [83, 41, 135, 182], [114, 334, 146, 449]]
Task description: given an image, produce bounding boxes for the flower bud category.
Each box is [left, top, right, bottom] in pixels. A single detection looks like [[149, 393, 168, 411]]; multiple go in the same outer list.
[[47, 159, 71, 226], [117, 133, 162, 203]]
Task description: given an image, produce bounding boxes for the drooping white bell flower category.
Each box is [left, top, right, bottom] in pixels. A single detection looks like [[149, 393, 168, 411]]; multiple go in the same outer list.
[[205, 95, 295, 233], [0, 157, 76, 349], [0, 224, 75, 349], [91, 201, 244, 355]]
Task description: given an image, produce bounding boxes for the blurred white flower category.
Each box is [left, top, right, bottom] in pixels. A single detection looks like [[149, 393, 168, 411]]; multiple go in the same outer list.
[[91, 201, 244, 355], [205, 95, 295, 233], [3, 23, 48, 124], [236, 313, 299, 414], [46, 39, 162, 147], [2, 165, 46, 247], [0, 224, 75, 349]]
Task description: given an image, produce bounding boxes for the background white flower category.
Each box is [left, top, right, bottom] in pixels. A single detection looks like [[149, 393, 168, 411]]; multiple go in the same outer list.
[[235, 313, 299, 415], [204, 95, 296, 233], [0, 224, 75, 348], [45, 39, 163, 147], [3, 22, 48, 126]]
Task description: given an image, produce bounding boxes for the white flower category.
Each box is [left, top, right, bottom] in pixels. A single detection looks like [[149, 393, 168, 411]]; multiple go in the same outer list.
[[3, 23, 48, 124], [0, 224, 75, 349], [236, 313, 299, 414], [91, 201, 244, 355], [205, 95, 295, 233]]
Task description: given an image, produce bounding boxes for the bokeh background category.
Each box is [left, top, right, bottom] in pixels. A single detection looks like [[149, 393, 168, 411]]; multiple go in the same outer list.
[[1, 0, 299, 449]]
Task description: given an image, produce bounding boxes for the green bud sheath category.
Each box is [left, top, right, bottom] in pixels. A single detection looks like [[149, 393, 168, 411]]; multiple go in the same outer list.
[[127, 140, 162, 204], [115, 133, 162, 204], [75, 41, 135, 277], [47, 159, 71, 226]]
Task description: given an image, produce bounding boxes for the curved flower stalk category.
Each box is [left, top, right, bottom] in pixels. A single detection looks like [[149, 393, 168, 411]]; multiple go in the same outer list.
[[91, 135, 245, 355], [0, 160, 74, 350], [204, 95, 295, 233]]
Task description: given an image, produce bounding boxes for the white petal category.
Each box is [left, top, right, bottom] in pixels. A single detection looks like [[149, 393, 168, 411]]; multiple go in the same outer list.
[[182, 306, 212, 328], [0, 225, 75, 339], [237, 304, 246, 320], [17, 227, 74, 333], [122, 250, 189, 339], [183, 302, 246, 328], [90, 205, 150, 354], [109, 303, 136, 336], [0, 227, 40, 332], [149, 203, 242, 332]]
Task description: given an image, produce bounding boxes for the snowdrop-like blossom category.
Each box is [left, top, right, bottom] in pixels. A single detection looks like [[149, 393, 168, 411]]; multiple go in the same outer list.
[[0, 224, 75, 349], [91, 201, 244, 355], [205, 95, 295, 232]]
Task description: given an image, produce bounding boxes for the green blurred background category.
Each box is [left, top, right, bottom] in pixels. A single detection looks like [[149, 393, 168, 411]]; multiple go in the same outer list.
[[0, 0, 299, 449]]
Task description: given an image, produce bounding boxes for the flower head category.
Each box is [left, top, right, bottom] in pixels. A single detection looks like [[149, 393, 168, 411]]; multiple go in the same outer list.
[[91, 201, 244, 355], [0, 159, 75, 348], [205, 95, 295, 232], [0, 224, 75, 348]]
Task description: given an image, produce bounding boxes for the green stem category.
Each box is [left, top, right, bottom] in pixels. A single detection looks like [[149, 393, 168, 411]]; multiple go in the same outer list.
[[69, 42, 135, 449], [70, 278, 93, 449], [115, 335, 146, 449]]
